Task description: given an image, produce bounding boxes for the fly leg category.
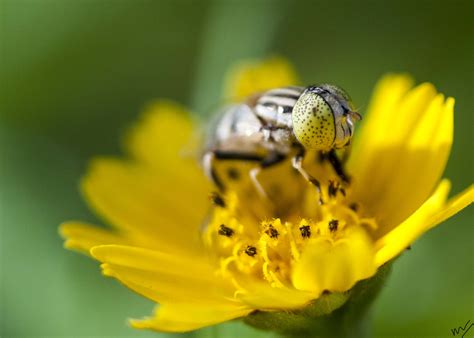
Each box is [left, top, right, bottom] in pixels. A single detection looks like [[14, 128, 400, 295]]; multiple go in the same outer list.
[[202, 150, 264, 191], [202, 151, 224, 191], [249, 167, 266, 198], [292, 151, 323, 205], [249, 152, 286, 198], [327, 149, 350, 184]]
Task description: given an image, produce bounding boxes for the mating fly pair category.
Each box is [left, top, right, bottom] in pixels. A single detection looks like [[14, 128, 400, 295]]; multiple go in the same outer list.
[[202, 84, 362, 204]]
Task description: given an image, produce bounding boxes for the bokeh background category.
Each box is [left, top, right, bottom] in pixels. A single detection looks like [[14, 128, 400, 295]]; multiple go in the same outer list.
[[1, 0, 472, 337]]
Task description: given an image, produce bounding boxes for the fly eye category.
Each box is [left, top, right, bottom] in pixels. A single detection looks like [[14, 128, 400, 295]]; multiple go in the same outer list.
[[292, 92, 336, 151]]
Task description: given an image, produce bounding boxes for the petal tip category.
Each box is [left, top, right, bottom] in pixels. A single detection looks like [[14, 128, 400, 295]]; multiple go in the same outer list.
[[90, 245, 109, 261], [128, 317, 150, 330]]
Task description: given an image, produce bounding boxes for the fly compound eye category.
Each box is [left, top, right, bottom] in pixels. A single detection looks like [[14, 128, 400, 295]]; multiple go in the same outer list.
[[320, 84, 355, 110], [292, 91, 335, 151]]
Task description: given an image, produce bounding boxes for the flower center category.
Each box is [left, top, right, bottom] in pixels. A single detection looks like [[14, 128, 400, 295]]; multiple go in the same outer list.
[[202, 173, 378, 290]]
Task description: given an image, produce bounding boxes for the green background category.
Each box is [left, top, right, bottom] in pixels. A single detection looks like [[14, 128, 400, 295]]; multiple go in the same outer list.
[[1, 0, 472, 337]]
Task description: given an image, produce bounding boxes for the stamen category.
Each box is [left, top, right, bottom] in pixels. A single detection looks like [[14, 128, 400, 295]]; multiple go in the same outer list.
[[265, 264, 286, 288], [359, 218, 378, 231], [299, 225, 311, 238], [328, 180, 338, 197], [210, 192, 226, 208], [265, 224, 279, 238], [218, 224, 234, 237], [262, 261, 276, 285], [339, 187, 346, 196], [203, 181, 380, 293], [328, 219, 339, 232], [349, 202, 358, 211], [328, 180, 346, 197], [285, 222, 301, 260], [220, 256, 238, 276], [245, 245, 257, 257]]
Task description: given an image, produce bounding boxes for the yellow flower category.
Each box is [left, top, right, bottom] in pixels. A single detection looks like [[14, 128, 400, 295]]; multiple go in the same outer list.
[[60, 58, 473, 333]]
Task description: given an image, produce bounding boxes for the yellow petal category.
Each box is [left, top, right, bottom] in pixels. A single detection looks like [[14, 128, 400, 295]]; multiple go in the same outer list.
[[292, 227, 376, 294], [233, 277, 315, 310], [82, 158, 208, 255], [375, 181, 473, 266], [91, 244, 213, 275], [130, 303, 251, 333], [349, 74, 414, 160], [423, 184, 473, 227], [59, 221, 129, 255], [224, 57, 300, 101], [378, 95, 453, 229], [101, 264, 235, 305], [349, 74, 454, 234], [124, 100, 197, 169], [91, 245, 236, 305], [124, 99, 211, 220], [348, 74, 414, 212]]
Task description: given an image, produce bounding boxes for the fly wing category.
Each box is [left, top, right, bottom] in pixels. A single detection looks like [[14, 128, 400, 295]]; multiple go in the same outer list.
[[183, 102, 264, 165]]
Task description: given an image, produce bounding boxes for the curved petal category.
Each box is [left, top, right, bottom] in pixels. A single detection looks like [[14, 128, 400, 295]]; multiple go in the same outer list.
[[82, 158, 209, 255], [91, 245, 236, 305], [378, 95, 453, 225], [59, 221, 130, 255], [233, 277, 316, 310], [124, 100, 198, 170], [82, 101, 211, 254], [91, 245, 213, 274], [349, 75, 454, 234], [375, 181, 473, 266], [422, 185, 473, 228], [130, 303, 251, 333], [124, 101, 210, 196], [349, 74, 414, 164], [292, 227, 376, 295], [224, 57, 300, 101]]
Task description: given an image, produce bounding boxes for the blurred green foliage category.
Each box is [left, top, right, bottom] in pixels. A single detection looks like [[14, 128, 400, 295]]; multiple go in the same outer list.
[[0, 0, 472, 337]]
